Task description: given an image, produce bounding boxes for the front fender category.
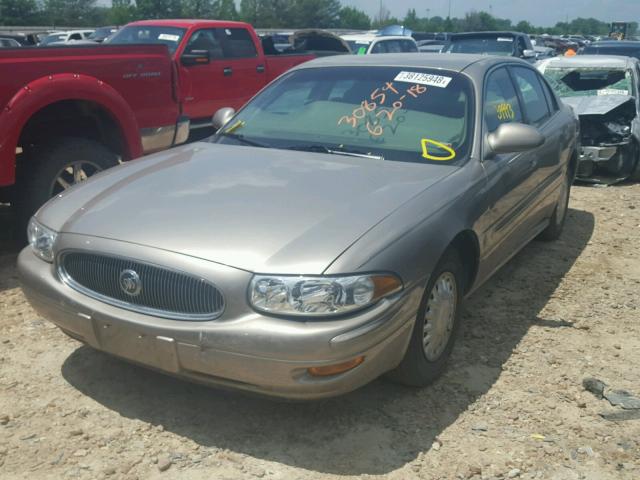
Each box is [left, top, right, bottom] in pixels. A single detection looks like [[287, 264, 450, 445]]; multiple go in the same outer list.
[[0, 73, 143, 186]]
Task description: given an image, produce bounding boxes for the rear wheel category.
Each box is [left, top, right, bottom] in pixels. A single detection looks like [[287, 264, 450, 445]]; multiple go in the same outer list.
[[389, 248, 464, 387], [16, 137, 119, 238]]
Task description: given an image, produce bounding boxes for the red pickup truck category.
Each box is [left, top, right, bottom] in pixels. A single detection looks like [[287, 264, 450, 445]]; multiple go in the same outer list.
[[0, 19, 317, 229]]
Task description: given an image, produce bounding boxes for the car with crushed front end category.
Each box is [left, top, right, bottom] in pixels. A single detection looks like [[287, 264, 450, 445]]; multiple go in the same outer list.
[[18, 54, 579, 400], [538, 55, 640, 184]]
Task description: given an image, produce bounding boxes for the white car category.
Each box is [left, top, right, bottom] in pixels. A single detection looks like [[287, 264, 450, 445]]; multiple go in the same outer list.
[[342, 34, 418, 55], [40, 30, 95, 46]]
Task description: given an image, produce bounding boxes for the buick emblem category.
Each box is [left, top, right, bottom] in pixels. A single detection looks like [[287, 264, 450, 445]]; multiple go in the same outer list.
[[119, 269, 142, 297]]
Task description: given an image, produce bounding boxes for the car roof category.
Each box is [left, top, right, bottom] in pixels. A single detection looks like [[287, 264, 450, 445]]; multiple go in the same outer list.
[[341, 34, 414, 42], [126, 19, 250, 29], [450, 31, 524, 38], [293, 53, 528, 73], [587, 40, 640, 48], [538, 54, 638, 69]]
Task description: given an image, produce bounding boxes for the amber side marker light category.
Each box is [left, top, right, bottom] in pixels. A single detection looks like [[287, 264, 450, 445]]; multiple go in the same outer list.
[[307, 356, 365, 377]]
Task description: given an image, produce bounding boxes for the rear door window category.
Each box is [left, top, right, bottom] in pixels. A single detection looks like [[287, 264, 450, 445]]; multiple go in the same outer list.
[[220, 28, 258, 58], [511, 67, 551, 126], [484, 67, 524, 132], [401, 40, 418, 52]]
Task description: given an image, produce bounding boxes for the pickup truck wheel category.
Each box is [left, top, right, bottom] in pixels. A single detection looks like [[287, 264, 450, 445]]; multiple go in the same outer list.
[[538, 169, 571, 242], [387, 248, 464, 387], [17, 138, 119, 234]]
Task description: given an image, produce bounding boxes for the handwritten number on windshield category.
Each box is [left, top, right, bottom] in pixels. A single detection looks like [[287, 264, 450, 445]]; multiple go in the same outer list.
[[337, 82, 427, 138]]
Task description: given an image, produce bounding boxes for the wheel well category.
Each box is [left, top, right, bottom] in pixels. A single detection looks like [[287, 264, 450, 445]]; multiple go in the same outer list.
[[568, 148, 579, 179], [18, 100, 127, 160], [450, 230, 480, 294]]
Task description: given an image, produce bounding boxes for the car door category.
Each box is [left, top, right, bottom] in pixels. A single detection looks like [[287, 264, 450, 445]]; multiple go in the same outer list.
[[217, 27, 264, 109], [477, 66, 540, 278], [509, 66, 563, 230], [179, 28, 231, 124]]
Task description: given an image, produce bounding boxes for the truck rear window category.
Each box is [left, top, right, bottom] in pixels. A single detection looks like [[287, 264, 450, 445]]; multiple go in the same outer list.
[[108, 26, 186, 53]]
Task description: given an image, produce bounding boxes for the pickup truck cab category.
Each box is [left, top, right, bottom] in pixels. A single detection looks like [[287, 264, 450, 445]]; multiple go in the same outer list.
[[108, 20, 317, 129]]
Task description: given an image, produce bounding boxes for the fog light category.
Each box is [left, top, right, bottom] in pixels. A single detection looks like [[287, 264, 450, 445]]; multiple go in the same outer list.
[[307, 356, 365, 377]]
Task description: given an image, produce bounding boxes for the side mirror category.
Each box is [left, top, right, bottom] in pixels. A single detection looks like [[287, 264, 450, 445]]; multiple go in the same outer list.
[[487, 122, 545, 155], [212, 107, 236, 130], [181, 49, 210, 66], [522, 49, 536, 59]]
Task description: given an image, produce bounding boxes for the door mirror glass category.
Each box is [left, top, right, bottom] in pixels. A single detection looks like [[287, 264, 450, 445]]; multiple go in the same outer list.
[[181, 49, 210, 66], [487, 122, 545, 155], [212, 107, 236, 130]]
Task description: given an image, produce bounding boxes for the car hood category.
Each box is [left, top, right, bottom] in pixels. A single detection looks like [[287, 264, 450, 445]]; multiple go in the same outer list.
[[39, 143, 456, 274], [562, 94, 635, 116]]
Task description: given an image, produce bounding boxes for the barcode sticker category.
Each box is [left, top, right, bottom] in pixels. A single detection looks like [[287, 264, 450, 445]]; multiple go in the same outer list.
[[394, 71, 452, 88]]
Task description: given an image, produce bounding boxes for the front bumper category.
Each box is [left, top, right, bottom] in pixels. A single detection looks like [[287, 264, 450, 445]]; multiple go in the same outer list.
[[17, 238, 418, 400]]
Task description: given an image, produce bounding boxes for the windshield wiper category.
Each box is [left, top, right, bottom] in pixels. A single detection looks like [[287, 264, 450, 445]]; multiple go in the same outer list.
[[216, 132, 271, 149], [285, 144, 384, 161]]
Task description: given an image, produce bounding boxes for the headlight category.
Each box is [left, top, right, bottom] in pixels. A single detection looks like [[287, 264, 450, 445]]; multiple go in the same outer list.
[[249, 274, 402, 317], [27, 218, 57, 262]]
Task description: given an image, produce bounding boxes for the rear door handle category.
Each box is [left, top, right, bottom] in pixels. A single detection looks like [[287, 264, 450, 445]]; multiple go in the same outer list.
[[223, 67, 232, 76], [256, 64, 265, 73]]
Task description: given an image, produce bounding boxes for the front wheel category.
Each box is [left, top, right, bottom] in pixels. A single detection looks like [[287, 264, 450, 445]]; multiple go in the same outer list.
[[16, 137, 119, 236], [388, 248, 464, 387]]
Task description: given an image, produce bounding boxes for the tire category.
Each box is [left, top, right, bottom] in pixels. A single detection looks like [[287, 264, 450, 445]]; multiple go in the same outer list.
[[538, 168, 571, 242], [628, 142, 640, 182], [16, 137, 119, 238], [388, 248, 464, 387]]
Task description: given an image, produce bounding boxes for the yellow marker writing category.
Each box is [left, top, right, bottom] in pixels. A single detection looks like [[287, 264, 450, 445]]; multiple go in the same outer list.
[[421, 138, 456, 161], [224, 120, 245, 134]]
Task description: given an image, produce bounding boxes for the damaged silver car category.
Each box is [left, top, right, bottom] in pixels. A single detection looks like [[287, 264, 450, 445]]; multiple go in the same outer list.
[[538, 55, 640, 183]]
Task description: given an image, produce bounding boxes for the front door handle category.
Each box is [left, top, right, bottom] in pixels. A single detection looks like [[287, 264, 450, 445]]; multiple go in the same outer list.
[[256, 64, 265, 73], [223, 67, 232, 76]]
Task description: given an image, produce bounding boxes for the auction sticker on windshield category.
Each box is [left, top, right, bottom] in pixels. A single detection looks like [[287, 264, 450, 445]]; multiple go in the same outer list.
[[158, 34, 180, 42], [394, 71, 452, 88]]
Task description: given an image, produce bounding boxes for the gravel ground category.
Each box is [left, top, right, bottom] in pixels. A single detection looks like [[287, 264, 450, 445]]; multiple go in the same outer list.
[[0, 184, 639, 480]]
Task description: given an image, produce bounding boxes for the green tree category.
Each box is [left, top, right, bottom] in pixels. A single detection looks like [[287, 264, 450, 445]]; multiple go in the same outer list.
[[215, 0, 237, 20], [108, 0, 135, 24], [403, 8, 419, 30], [515, 20, 534, 33], [184, 0, 215, 18], [43, 0, 97, 26], [338, 6, 370, 30], [135, 0, 182, 20], [290, 0, 341, 28], [0, 0, 38, 25], [239, 0, 258, 24]]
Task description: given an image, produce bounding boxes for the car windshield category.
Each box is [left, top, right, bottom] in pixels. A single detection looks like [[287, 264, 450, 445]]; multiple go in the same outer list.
[[212, 66, 474, 165], [346, 40, 372, 54], [447, 37, 514, 56], [41, 34, 66, 45], [542, 67, 633, 97], [89, 27, 117, 40], [107, 26, 186, 53]]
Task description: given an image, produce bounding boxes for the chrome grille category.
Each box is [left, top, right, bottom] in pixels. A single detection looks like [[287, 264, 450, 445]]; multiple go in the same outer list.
[[59, 252, 224, 321]]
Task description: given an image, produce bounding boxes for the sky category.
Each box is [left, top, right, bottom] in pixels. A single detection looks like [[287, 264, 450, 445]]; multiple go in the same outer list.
[[342, 0, 639, 28]]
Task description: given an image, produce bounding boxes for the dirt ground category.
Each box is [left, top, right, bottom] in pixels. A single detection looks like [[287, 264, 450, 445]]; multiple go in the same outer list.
[[0, 183, 639, 480]]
